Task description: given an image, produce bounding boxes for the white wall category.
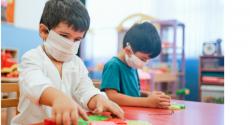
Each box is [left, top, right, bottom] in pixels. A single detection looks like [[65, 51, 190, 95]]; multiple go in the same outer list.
[[86, 0, 224, 60], [85, 0, 152, 60], [12, 0, 224, 59], [14, 0, 47, 30]]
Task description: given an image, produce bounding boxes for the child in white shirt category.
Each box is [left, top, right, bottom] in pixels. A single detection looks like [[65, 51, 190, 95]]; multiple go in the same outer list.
[[11, 0, 124, 125]]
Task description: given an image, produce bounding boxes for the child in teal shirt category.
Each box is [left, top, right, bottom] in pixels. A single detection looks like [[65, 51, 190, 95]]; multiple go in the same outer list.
[[101, 22, 171, 108]]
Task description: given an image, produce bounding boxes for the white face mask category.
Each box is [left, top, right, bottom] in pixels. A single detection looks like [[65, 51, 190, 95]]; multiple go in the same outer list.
[[124, 43, 146, 69], [125, 54, 146, 69], [44, 30, 81, 62]]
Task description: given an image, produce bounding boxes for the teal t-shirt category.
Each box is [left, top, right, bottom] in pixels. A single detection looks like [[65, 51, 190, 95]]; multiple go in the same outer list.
[[100, 57, 141, 97]]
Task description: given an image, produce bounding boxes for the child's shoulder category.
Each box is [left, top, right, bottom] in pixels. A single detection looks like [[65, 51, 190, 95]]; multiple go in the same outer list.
[[104, 57, 125, 69], [22, 46, 43, 60], [105, 57, 121, 65]]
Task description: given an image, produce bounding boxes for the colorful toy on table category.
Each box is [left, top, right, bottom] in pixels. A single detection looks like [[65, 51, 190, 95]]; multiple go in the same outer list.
[[169, 104, 186, 110], [78, 118, 89, 125], [176, 88, 190, 96], [44, 119, 56, 125], [126, 120, 152, 125], [78, 114, 111, 125], [83, 118, 151, 125], [44, 112, 110, 125], [88, 115, 109, 121], [44, 112, 152, 125], [175, 88, 190, 100]]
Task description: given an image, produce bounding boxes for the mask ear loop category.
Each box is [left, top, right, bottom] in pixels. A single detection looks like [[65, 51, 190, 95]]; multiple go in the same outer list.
[[126, 42, 135, 58], [127, 42, 148, 64], [42, 26, 50, 41], [126, 42, 135, 54], [45, 26, 50, 34]]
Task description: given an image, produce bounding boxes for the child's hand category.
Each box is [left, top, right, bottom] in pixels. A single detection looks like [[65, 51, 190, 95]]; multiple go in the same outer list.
[[52, 95, 88, 125], [146, 91, 171, 108], [89, 94, 124, 119]]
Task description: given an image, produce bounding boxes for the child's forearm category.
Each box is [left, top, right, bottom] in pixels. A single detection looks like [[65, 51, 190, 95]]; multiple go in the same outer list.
[[39, 87, 67, 106], [140, 90, 151, 97], [106, 92, 149, 107]]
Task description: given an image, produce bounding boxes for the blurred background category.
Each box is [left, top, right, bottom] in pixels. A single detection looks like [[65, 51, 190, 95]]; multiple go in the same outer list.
[[1, 1, 224, 122]]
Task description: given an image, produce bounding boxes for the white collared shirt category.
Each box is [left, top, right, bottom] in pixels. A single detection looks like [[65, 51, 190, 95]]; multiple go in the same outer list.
[[11, 46, 101, 125]]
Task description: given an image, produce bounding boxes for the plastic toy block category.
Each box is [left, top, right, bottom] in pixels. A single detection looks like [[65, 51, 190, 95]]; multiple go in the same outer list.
[[176, 88, 190, 96], [44, 119, 56, 125], [169, 104, 186, 110], [78, 118, 88, 125], [88, 115, 109, 121], [126, 120, 152, 125]]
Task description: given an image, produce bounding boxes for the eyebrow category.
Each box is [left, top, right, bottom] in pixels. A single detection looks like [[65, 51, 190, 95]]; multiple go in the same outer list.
[[58, 31, 70, 35], [58, 31, 83, 40], [76, 37, 83, 40]]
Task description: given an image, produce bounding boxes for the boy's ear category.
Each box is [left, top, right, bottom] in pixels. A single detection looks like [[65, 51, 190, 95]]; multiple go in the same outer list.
[[39, 24, 49, 41], [123, 46, 133, 56]]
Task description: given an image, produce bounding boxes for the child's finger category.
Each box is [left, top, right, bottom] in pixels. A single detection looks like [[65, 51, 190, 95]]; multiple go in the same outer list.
[[70, 110, 78, 125], [157, 103, 169, 109], [92, 101, 103, 114], [51, 110, 56, 123], [159, 97, 170, 102], [107, 101, 124, 119], [55, 113, 62, 125], [154, 91, 165, 95], [159, 94, 171, 100], [159, 102, 171, 107], [77, 105, 89, 121], [62, 112, 70, 125]]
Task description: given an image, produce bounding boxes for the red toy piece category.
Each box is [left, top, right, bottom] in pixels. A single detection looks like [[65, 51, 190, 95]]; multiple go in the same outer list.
[[44, 119, 56, 125]]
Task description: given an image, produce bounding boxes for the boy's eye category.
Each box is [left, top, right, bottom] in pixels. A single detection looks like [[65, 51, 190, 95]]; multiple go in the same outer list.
[[74, 38, 81, 41], [60, 34, 69, 39], [141, 58, 148, 62]]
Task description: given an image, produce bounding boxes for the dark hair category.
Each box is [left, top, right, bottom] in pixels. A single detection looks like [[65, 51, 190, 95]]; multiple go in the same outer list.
[[40, 0, 90, 33], [123, 22, 161, 58]]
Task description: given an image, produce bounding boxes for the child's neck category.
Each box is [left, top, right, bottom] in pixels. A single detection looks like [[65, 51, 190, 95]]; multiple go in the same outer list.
[[117, 51, 126, 64]]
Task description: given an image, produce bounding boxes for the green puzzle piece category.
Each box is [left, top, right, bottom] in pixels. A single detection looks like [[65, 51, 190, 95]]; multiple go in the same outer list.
[[127, 120, 152, 125], [88, 115, 109, 121], [78, 118, 88, 125], [78, 116, 153, 125], [169, 104, 186, 110], [78, 115, 109, 125]]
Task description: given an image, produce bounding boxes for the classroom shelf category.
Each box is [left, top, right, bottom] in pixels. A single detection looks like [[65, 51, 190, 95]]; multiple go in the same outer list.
[[200, 56, 224, 58], [201, 68, 224, 72], [1, 77, 19, 83], [199, 55, 224, 103], [154, 20, 186, 99], [201, 82, 224, 86]]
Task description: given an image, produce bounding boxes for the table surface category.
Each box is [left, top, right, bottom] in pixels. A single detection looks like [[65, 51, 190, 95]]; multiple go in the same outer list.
[[32, 100, 224, 125], [122, 100, 224, 125]]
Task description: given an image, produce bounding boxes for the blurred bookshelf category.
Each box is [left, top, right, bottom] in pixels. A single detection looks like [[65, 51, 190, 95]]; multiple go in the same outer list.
[[199, 56, 224, 104]]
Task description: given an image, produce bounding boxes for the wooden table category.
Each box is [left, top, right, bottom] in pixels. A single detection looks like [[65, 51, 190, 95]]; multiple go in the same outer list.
[[32, 100, 224, 125]]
